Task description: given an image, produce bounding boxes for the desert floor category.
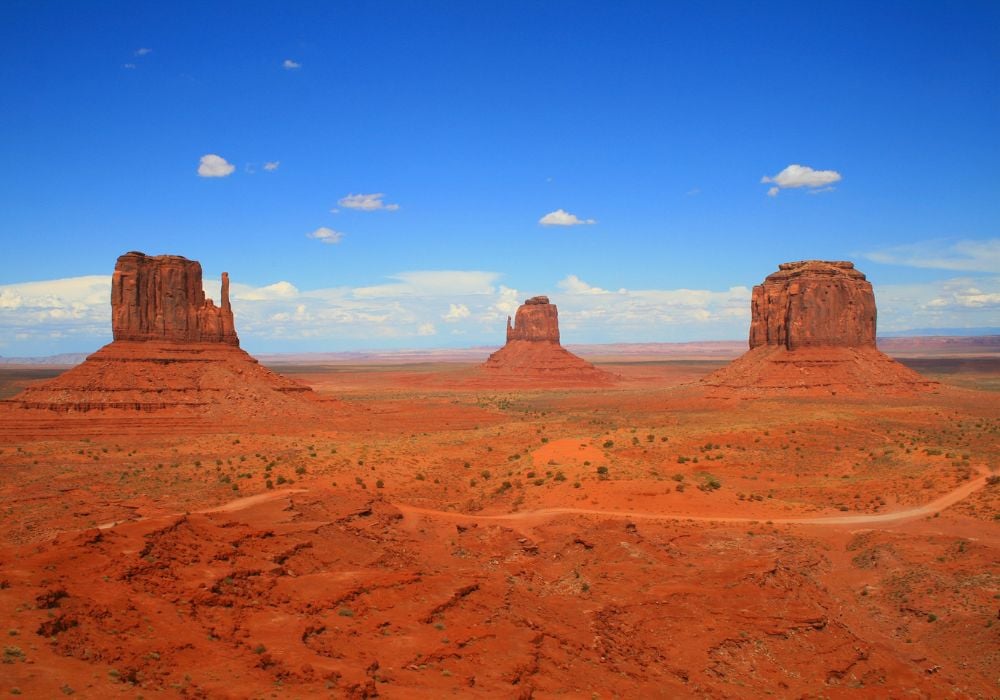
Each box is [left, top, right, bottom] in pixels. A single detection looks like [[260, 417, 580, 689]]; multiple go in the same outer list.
[[0, 357, 997, 698]]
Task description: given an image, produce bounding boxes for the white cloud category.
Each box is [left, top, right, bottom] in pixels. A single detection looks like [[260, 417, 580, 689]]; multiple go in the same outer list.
[[442, 303, 471, 322], [197, 154, 235, 178], [551, 275, 753, 334], [232, 281, 299, 301], [874, 275, 1000, 331], [282, 59, 301, 70], [5, 266, 999, 357], [337, 193, 400, 212], [761, 164, 841, 195], [539, 209, 596, 226], [123, 63, 136, 70], [862, 238, 1000, 273], [354, 271, 499, 298], [494, 286, 520, 315], [263, 161, 280, 171], [135, 48, 152, 56], [558, 275, 613, 295], [0, 276, 113, 352], [307, 227, 344, 245]]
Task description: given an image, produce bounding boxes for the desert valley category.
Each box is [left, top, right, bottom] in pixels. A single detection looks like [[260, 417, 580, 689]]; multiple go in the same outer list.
[[0, 252, 996, 698]]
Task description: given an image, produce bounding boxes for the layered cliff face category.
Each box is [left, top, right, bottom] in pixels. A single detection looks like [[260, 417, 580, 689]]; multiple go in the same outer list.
[[703, 261, 936, 397], [112, 252, 238, 345], [2, 252, 331, 422], [506, 296, 560, 343], [484, 296, 612, 385], [748, 261, 875, 350]]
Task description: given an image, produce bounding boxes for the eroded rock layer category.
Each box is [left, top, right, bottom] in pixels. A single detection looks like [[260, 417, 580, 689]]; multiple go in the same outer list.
[[1, 252, 331, 422], [702, 345, 938, 396], [484, 297, 612, 384], [749, 260, 875, 350], [112, 252, 238, 345], [506, 296, 560, 343], [704, 261, 936, 396], [3, 341, 322, 419]]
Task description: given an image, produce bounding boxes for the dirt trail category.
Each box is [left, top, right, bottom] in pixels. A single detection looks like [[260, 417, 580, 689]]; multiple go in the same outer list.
[[203, 488, 308, 513], [395, 471, 991, 528], [95, 471, 989, 534], [96, 488, 309, 529]]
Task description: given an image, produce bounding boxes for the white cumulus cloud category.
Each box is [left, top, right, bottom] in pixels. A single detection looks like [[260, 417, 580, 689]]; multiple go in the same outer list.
[[7, 266, 999, 357], [337, 193, 400, 212], [197, 154, 235, 178], [539, 209, 596, 226], [307, 227, 344, 245], [442, 303, 471, 322], [233, 281, 300, 301], [875, 275, 1000, 331], [558, 275, 613, 295], [354, 271, 499, 298], [282, 59, 301, 70], [263, 161, 280, 171], [761, 164, 841, 196], [0, 275, 113, 352]]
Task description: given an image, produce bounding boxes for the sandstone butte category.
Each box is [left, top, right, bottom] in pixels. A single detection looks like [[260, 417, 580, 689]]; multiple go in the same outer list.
[[1, 252, 328, 423], [703, 260, 938, 396], [482, 296, 614, 384]]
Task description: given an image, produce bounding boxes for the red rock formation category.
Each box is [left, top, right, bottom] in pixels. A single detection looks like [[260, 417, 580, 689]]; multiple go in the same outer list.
[[703, 261, 936, 396], [506, 296, 560, 343], [484, 296, 613, 385], [2, 252, 332, 421], [112, 252, 238, 345], [748, 261, 875, 350]]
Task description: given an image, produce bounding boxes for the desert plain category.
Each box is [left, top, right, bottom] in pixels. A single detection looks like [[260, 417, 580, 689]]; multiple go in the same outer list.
[[0, 340, 998, 698]]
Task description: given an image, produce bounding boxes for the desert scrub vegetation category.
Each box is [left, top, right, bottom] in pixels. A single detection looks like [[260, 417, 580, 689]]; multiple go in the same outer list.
[[697, 473, 722, 492]]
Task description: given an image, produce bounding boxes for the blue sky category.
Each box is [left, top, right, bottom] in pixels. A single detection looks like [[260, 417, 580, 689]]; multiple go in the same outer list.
[[1, 1, 998, 355]]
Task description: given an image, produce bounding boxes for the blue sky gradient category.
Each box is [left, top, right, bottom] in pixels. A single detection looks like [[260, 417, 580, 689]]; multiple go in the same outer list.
[[1, 1, 997, 354]]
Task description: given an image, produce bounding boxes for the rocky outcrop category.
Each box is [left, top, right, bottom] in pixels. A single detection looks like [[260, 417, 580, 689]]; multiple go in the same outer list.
[[748, 261, 875, 350], [484, 296, 613, 385], [506, 296, 560, 343], [703, 261, 936, 397], [2, 251, 332, 422], [112, 252, 238, 345]]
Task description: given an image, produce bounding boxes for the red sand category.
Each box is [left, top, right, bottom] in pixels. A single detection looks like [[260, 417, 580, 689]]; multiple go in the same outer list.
[[0, 358, 997, 698]]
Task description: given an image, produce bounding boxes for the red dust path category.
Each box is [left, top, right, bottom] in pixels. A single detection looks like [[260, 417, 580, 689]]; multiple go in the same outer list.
[[96, 470, 989, 535], [395, 469, 990, 528]]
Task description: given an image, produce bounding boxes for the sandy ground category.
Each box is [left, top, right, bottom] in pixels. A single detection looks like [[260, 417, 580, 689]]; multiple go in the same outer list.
[[0, 357, 997, 698]]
